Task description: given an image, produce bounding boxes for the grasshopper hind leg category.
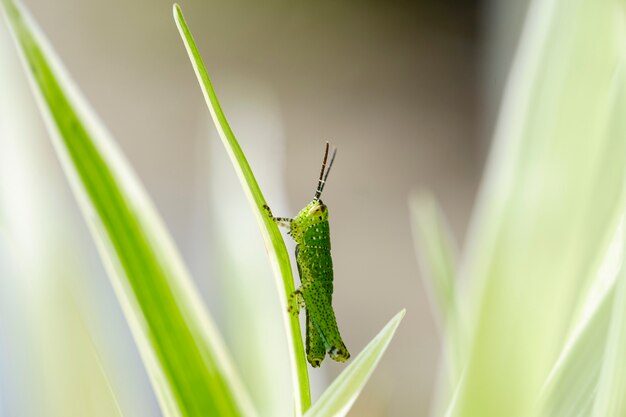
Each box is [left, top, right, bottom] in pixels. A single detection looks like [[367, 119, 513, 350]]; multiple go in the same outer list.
[[329, 341, 350, 362], [289, 286, 326, 367], [306, 309, 326, 367], [302, 281, 351, 364]]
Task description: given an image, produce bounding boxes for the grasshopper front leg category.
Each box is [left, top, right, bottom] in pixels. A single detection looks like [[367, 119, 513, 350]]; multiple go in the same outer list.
[[263, 204, 292, 229]]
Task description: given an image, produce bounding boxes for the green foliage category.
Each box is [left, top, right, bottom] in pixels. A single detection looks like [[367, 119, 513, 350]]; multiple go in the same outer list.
[[172, 4, 311, 412], [0, 0, 404, 416], [413, 0, 626, 416], [1, 0, 256, 415], [304, 310, 406, 417], [409, 192, 465, 385], [173, 4, 404, 415]]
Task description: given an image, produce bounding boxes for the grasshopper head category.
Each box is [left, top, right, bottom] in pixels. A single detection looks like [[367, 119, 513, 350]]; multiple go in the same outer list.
[[306, 200, 328, 221], [291, 200, 328, 241]]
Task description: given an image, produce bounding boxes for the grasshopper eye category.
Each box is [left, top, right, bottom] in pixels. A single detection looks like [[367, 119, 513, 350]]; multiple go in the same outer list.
[[307, 203, 326, 217]]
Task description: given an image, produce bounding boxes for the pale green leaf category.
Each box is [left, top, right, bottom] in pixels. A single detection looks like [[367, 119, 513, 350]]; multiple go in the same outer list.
[[593, 222, 626, 415], [538, 194, 626, 417], [173, 4, 311, 414], [304, 310, 405, 417], [205, 106, 293, 417], [539, 258, 617, 417], [409, 192, 458, 324], [1, 1, 256, 416], [452, 0, 626, 416], [0, 19, 126, 415], [540, 286, 614, 417], [409, 192, 465, 386]]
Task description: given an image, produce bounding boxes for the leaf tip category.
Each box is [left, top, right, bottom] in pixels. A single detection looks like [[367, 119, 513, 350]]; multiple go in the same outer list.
[[396, 308, 407, 323], [386, 309, 406, 336], [172, 3, 182, 21], [408, 189, 436, 213]]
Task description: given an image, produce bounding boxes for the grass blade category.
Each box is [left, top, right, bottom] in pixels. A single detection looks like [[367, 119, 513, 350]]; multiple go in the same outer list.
[[304, 310, 405, 417], [453, 0, 626, 415], [173, 4, 311, 414], [538, 207, 625, 417], [541, 286, 615, 417], [409, 192, 458, 324], [592, 219, 626, 415], [1, 1, 256, 415], [409, 192, 465, 385], [0, 22, 126, 415], [592, 284, 626, 416], [205, 110, 293, 417]]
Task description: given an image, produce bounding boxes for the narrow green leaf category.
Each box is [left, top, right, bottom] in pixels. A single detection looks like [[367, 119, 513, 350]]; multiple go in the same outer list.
[[409, 192, 458, 323], [304, 310, 405, 417], [452, 0, 626, 415], [0, 23, 126, 415], [173, 4, 311, 414], [1, 1, 256, 416], [409, 192, 465, 385], [538, 203, 625, 417], [206, 117, 293, 417], [591, 60, 626, 417], [540, 286, 614, 417], [592, 224, 626, 415]]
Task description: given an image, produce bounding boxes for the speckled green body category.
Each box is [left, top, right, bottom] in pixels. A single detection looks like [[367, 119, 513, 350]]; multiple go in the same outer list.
[[290, 200, 350, 367]]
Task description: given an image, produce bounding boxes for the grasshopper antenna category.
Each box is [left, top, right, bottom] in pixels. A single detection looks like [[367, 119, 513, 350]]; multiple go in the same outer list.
[[314, 142, 337, 200]]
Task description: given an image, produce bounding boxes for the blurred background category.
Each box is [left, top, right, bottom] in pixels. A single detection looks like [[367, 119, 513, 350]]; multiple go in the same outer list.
[[0, 1, 531, 416]]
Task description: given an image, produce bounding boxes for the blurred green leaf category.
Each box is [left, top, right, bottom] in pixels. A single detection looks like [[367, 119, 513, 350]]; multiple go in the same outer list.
[[592, 222, 626, 415], [0, 20, 128, 415], [539, 181, 626, 416], [539, 249, 618, 416], [1, 0, 256, 415], [409, 192, 458, 323], [304, 310, 405, 417], [173, 4, 311, 414], [452, 0, 626, 415], [409, 192, 465, 385], [540, 285, 615, 417], [205, 111, 293, 417]]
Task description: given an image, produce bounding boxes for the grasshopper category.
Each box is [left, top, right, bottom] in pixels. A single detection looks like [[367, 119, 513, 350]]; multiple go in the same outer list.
[[264, 142, 350, 367]]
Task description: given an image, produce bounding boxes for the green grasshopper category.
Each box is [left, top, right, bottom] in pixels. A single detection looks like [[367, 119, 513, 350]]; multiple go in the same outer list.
[[264, 142, 350, 367]]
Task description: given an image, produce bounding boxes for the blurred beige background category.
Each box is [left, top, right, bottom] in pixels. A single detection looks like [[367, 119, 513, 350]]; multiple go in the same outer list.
[[4, 0, 528, 415]]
